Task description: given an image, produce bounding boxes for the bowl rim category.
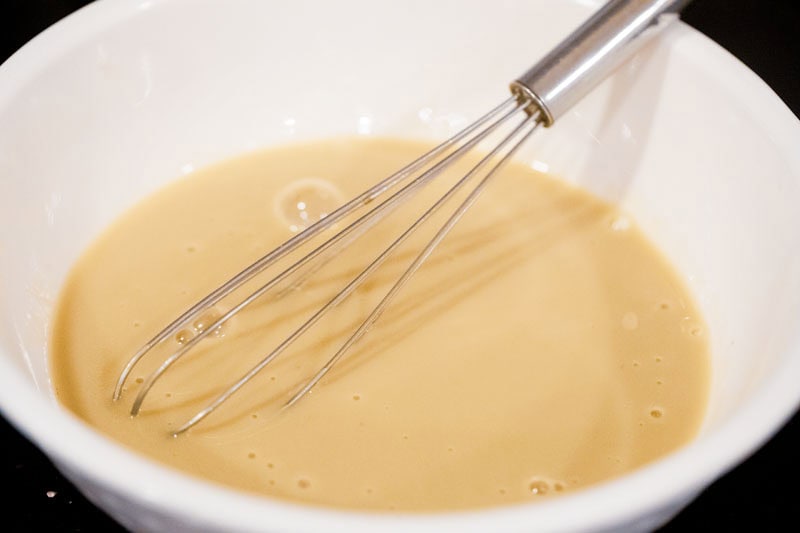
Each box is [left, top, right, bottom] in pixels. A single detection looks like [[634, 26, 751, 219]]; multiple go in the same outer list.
[[2, 0, 800, 531]]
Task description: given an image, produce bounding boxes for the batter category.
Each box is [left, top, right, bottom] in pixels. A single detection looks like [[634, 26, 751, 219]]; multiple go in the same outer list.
[[50, 137, 710, 511]]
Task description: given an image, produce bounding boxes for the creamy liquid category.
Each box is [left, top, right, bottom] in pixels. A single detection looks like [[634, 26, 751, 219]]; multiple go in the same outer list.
[[50, 137, 710, 511]]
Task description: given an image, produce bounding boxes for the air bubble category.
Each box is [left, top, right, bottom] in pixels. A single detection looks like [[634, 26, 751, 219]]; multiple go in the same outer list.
[[528, 479, 550, 496], [175, 329, 194, 345], [622, 312, 639, 330], [274, 178, 345, 233]]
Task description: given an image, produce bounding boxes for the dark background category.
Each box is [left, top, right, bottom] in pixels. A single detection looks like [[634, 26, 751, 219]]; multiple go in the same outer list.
[[2, 0, 798, 531]]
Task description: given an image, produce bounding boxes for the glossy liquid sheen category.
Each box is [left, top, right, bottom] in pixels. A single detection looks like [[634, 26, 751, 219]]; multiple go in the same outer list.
[[50, 138, 710, 511]]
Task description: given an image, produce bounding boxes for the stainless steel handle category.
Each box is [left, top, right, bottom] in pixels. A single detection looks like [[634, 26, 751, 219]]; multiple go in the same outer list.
[[510, 0, 692, 126]]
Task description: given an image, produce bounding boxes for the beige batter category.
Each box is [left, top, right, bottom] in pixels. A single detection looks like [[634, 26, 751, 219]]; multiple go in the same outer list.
[[50, 137, 710, 511]]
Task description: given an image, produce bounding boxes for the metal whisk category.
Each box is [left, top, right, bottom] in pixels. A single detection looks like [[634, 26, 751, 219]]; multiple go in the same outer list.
[[113, 0, 690, 435]]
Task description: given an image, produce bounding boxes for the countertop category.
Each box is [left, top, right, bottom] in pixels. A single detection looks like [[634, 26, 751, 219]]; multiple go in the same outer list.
[[2, 0, 799, 531]]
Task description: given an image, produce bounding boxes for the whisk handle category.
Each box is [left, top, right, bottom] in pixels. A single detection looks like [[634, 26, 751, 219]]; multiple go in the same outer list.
[[511, 0, 691, 126]]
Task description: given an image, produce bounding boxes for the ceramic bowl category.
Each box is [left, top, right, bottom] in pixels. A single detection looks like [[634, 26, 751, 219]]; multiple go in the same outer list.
[[1, 0, 799, 531]]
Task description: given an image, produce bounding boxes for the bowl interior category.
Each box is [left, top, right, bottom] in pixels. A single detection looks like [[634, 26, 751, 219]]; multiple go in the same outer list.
[[2, 0, 800, 531]]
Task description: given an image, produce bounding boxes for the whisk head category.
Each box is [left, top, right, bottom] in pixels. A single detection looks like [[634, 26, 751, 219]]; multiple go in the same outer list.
[[113, 94, 542, 435], [109, 0, 692, 437]]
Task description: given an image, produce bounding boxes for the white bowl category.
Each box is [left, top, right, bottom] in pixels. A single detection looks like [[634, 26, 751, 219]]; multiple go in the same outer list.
[[1, 0, 799, 531]]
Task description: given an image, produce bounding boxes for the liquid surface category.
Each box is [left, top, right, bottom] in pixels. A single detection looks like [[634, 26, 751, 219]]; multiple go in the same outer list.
[[50, 138, 710, 511]]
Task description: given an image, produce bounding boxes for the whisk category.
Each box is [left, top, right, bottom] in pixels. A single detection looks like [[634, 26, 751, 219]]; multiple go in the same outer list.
[[113, 0, 690, 435]]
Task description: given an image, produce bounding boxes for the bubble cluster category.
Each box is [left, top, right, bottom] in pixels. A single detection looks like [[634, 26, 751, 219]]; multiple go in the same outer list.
[[173, 308, 226, 344], [193, 308, 225, 337], [526, 476, 567, 496]]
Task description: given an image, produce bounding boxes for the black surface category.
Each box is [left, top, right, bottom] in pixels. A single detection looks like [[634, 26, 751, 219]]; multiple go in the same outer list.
[[2, 1, 799, 531]]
